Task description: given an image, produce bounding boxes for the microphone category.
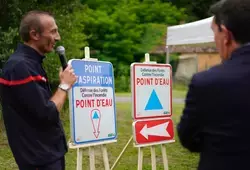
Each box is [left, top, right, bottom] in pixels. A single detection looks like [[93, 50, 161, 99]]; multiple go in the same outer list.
[[56, 46, 68, 70]]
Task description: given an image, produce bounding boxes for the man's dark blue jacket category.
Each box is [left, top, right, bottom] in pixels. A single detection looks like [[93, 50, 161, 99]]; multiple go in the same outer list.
[[0, 44, 67, 166], [178, 44, 250, 170]]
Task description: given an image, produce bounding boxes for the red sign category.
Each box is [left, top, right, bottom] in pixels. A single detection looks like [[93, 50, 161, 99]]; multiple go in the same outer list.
[[133, 118, 174, 145]]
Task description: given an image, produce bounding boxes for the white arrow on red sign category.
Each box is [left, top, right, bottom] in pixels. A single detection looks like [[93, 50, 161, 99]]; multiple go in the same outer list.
[[140, 122, 170, 139], [133, 118, 174, 145]]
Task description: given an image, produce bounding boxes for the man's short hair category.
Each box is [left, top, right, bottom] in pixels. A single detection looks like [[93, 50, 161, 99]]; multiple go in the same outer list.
[[19, 10, 54, 42], [209, 0, 250, 45]]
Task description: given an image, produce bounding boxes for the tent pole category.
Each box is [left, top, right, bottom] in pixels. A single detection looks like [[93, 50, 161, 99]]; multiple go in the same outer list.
[[166, 46, 170, 64]]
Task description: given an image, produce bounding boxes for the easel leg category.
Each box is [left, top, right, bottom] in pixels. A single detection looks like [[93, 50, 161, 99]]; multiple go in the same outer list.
[[89, 146, 95, 170], [101, 144, 110, 170], [137, 147, 143, 170], [161, 144, 168, 170], [77, 148, 83, 170], [150, 146, 156, 170]]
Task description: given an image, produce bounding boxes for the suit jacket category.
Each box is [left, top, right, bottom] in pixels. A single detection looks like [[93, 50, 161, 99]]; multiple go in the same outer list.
[[178, 44, 250, 170]]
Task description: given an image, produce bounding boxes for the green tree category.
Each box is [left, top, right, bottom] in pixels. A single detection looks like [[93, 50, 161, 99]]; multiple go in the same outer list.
[[130, 0, 187, 25], [80, 0, 187, 91], [0, 0, 87, 85], [170, 0, 218, 20], [0, 0, 188, 93]]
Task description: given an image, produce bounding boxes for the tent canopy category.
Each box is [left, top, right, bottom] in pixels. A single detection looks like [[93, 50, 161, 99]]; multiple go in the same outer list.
[[166, 17, 214, 46]]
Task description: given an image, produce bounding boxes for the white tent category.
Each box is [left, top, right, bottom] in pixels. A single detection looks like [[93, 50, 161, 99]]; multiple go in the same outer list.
[[166, 17, 214, 46], [165, 17, 215, 63]]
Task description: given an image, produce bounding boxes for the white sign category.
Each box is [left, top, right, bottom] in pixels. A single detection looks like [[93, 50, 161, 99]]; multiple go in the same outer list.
[[131, 63, 172, 120], [68, 59, 117, 145]]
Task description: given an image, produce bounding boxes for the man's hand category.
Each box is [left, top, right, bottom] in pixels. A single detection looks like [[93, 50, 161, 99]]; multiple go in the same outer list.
[[50, 65, 77, 112], [59, 65, 77, 88]]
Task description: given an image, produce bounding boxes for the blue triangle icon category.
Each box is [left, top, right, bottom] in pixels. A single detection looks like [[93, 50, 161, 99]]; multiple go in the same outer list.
[[145, 89, 163, 110], [93, 111, 99, 119]]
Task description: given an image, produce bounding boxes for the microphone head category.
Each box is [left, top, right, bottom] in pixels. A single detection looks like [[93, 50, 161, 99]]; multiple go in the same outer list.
[[56, 46, 65, 55]]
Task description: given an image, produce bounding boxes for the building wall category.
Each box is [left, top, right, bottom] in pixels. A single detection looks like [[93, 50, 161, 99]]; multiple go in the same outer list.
[[174, 53, 221, 82], [174, 54, 198, 82], [197, 53, 221, 72]]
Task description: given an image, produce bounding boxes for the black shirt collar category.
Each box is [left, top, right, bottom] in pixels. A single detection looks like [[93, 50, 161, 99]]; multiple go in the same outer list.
[[16, 43, 46, 63]]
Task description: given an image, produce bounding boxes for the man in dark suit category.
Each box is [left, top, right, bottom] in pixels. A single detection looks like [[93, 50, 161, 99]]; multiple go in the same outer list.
[[177, 0, 250, 169]]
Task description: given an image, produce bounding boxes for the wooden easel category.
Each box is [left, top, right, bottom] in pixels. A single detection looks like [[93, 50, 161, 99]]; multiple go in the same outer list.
[[67, 47, 117, 170], [135, 140, 175, 170], [133, 53, 175, 170], [68, 139, 117, 170]]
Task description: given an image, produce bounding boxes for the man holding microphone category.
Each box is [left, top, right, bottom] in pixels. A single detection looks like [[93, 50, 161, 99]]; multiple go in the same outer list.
[[0, 11, 76, 170]]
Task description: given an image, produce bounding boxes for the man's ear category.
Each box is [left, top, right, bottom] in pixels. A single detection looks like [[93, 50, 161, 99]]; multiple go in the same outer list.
[[220, 25, 232, 45], [29, 29, 40, 41]]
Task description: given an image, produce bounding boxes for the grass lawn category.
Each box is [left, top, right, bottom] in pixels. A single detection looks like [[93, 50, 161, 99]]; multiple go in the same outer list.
[[172, 90, 187, 99], [0, 100, 198, 170]]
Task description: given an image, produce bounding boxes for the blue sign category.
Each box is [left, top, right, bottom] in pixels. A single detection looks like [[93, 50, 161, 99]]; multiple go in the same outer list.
[[68, 59, 117, 145]]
